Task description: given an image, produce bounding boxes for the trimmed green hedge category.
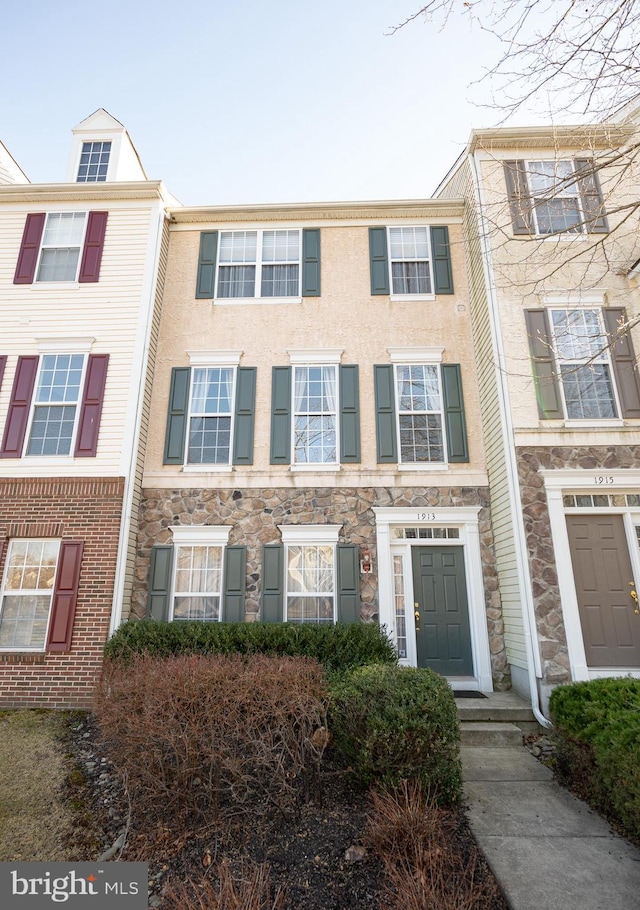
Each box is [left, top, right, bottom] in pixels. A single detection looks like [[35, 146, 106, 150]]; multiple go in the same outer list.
[[549, 678, 640, 842], [104, 620, 397, 674], [328, 664, 462, 804]]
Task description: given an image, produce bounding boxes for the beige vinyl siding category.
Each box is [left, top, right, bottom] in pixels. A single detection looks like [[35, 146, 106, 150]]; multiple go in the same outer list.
[[0, 204, 157, 477], [440, 159, 528, 669]]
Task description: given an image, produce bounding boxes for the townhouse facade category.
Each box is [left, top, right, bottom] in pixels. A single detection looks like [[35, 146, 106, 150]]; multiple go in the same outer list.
[[437, 116, 640, 712], [0, 111, 173, 707], [131, 199, 509, 692]]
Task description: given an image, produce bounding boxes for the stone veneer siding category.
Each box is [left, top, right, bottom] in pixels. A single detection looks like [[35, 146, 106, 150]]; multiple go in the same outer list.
[[517, 444, 640, 686], [133, 485, 510, 689], [0, 477, 125, 709]]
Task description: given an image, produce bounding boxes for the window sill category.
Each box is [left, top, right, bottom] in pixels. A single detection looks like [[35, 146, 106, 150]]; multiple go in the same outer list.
[[397, 462, 448, 471], [213, 296, 302, 306], [30, 281, 80, 289], [0, 651, 47, 662], [290, 463, 341, 472], [563, 419, 624, 428], [181, 464, 233, 473], [390, 294, 435, 302]]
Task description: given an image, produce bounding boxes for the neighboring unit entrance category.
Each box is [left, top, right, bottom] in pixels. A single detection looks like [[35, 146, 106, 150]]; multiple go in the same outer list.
[[566, 514, 640, 668], [411, 546, 474, 675]]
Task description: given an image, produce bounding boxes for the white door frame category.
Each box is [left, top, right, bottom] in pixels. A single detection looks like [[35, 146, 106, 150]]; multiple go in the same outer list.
[[373, 506, 493, 691], [542, 469, 640, 681]]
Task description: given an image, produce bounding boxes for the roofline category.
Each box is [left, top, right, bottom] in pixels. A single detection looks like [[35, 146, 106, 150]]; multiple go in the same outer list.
[[0, 180, 173, 205], [170, 198, 465, 224], [466, 123, 635, 152]]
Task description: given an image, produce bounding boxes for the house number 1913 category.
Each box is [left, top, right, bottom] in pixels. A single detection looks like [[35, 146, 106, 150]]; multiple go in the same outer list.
[[417, 512, 436, 521], [594, 476, 614, 485]]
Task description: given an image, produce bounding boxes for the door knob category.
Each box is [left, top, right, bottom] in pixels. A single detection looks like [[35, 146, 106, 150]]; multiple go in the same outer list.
[[630, 582, 639, 614]]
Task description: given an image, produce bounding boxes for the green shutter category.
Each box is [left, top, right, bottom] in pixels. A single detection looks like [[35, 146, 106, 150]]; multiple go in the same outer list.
[[147, 544, 173, 621], [339, 364, 360, 463], [163, 367, 191, 464], [232, 367, 256, 465], [504, 161, 534, 235], [575, 158, 608, 234], [302, 229, 321, 296], [374, 364, 397, 463], [524, 310, 563, 419], [603, 308, 640, 418], [441, 364, 469, 463], [195, 231, 218, 299], [270, 366, 291, 465], [369, 227, 390, 295], [223, 545, 246, 622], [430, 226, 454, 295], [262, 544, 284, 622], [337, 544, 360, 624]]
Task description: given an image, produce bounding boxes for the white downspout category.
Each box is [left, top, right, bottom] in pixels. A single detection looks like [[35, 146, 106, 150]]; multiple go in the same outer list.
[[469, 151, 551, 728]]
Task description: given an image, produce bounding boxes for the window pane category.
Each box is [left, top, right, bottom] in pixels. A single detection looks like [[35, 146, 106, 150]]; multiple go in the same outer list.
[[287, 545, 334, 593], [77, 141, 111, 183], [42, 213, 86, 247], [190, 368, 233, 414], [27, 406, 76, 455], [287, 596, 334, 623], [389, 227, 429, 260], [391, 261, 431, 294], [219, 231, 257, 263], [262, 230, 299, 263], [173, 596, 220, 622], [35, 354, 84, 404], [399, 414, 444, 462], [397, 365, 440, 412], [173, 544, 223, 622], [535, 198, 582, 234], [187, 416, 231, 464], [217, 265, 255, 298], [552, 309, 607, 362], [261, 264, 299, 296], [560, 364, 617, 419], [0, 595, 51, 648], [37, 248, 81, 282]]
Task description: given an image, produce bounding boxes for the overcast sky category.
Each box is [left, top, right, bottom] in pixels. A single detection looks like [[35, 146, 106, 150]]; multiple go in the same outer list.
[[3, 0, 554, 205]]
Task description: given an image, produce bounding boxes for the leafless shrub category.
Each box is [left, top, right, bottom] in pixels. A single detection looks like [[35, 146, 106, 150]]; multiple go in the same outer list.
[[162, 858, 286, 910], [94, 654, 329, 834], [366, 780, 502, 910]]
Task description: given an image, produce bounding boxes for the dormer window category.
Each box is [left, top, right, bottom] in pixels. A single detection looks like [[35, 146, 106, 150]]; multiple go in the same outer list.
[[76, 141, 111, 182]]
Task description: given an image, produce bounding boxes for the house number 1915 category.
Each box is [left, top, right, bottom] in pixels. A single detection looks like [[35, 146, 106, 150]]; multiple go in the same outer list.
[[594, 476, 614, 485], [417, 512, 436, 521]]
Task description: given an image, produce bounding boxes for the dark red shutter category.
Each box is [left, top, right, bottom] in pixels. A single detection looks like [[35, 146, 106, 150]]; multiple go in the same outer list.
[[78, 211, 108, 283], [0, 356, 39, 458], [74, 354, 109, 457], [0, 356, 6, 394], [14, 213, 46, 284], [46, 541, 84, 652]]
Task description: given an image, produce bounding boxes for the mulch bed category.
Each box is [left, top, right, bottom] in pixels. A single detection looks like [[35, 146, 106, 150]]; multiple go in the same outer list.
[[62, 713, 508, 910]]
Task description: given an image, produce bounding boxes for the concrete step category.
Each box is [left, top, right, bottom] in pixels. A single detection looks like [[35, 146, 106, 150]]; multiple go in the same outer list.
[[460, 721, 524, 748], [456, 699, 536, 725]]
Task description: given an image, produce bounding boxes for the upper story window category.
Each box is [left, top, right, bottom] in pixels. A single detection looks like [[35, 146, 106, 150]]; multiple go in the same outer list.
[[525, 305, 640, 421], [369, 226, 453, 296], [13, 211, 108, 285], [195, 229, 321, 301], [504, 158, 608, 237], [395, 364, 445, 462], [389, 227, 432, 294], [37, 213, 87, 282], [27, 354, 86, 455], [374, 351, 469, 465], [293, 365, 338, 465], [76, 141, 111, 182], [163, 358, 256, 468]]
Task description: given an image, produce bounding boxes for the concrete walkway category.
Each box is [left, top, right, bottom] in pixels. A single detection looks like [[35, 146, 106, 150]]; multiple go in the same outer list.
[[462, 745, 640, 910]]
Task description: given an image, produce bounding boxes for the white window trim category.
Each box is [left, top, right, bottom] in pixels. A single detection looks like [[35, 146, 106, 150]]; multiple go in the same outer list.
[[387, 225, 434, 297], [279, 524, 340, 625], [35, 337, 95, 353], [547, 306, 621, 421], [214, 228, 302, 301], [388, 347, 444, 364], [291, 363, 340, 467], [373, 507, 492, 691], [24, 353, 88, 458], [184, 363, 237, 468], [288, 349, 343, 364], [542, 469, 640, 682], [0, 538, 61, 652], [168, 525, 230, 623], [524, 159, 586, 237], [34, 212, 88, 284], [393, 362, 448, 466]]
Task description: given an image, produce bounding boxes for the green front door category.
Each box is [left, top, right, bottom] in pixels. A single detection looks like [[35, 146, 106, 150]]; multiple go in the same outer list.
[[411, 546, 473, 676]]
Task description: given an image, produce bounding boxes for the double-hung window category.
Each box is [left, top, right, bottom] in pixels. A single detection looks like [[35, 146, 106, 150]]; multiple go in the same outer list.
[[27, 354, 85, 456], [504, 158, 608, 236], [293, 365, 338, 464], [374, 351, 469, 465], [217, 230, 300, 299], [525, 305, 640, 421], [281, 525, 339, 624], [76, 141, 111, 182], [389, 227, 432, 294], [395, 364, 445, 463], [187, 367, 235, 464], [172, 542, 224, 622], [0, 539, 60, 650], [37, 213, 87, 282], [163, 357, 256, 468], [550, 308, 617, 419]]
